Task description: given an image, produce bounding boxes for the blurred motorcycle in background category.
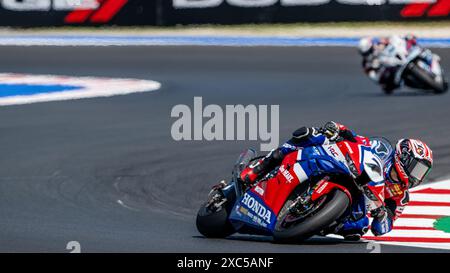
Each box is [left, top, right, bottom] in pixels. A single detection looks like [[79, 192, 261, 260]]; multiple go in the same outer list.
[[363, 35, 448, 95]]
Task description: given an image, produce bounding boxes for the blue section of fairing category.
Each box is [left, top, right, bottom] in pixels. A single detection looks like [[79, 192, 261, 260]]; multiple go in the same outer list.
[[279, 144, 351, 177], [284, 135, 327, 150], [229, 190, 277, 233], [299, 161, 313, 177], [299, 146, 352, 177]]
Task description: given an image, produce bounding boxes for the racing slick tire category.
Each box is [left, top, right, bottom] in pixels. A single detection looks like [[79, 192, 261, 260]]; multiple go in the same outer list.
[[273, 190, 350, 243], [407, 62, 448, 94], [196, 192, 236, 238]]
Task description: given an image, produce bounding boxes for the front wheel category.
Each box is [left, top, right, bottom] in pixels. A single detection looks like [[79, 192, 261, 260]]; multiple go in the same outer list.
[[196, 190, 236, 238], [273, 190, 350, 243]]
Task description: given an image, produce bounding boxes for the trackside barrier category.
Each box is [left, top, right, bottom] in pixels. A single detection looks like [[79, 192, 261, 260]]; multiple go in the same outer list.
[[0, 0, 448, 26]]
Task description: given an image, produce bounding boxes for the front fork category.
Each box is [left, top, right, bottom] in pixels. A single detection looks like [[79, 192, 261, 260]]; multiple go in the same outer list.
[[206, 180, 237, 213]]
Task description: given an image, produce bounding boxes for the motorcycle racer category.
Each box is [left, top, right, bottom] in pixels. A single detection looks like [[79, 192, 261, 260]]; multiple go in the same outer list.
[[239, 121, 433, 240], [358, 34, 418, 93]]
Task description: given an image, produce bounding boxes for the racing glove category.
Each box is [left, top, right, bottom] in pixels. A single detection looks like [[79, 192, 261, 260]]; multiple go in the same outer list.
[[322, 121, 341, 141], [322, 121, 356, 142]]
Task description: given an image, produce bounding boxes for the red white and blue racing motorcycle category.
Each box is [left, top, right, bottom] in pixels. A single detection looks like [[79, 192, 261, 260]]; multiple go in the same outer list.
[[196, 137, 391, 242]]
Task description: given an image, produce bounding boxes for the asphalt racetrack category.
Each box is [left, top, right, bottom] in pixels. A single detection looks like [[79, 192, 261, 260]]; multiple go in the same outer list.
[[0, 46, 449, 252]]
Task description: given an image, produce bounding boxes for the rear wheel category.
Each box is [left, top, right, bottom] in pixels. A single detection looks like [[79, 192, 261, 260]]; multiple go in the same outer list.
[[407, 62, 448, 94], [273, 190, 350, 243]]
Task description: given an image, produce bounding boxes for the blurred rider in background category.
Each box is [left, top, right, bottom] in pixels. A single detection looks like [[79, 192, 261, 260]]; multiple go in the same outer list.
[[358, 34, 418, 93]]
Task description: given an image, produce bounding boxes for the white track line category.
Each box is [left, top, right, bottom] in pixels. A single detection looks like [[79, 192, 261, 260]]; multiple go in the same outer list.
[[402, 206, 450, 216], [411, 179, 450, 192], [0, 73, 161, 106], [394, 218, 436, 228], [410, 194, 450, 203]]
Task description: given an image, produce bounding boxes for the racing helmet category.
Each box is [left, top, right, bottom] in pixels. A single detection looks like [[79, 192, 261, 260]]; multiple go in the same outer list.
[[405, 34, 418, 50], [405, 34, 417, 44], [358, 37, 374, 56], [394, 139, 433, 188]]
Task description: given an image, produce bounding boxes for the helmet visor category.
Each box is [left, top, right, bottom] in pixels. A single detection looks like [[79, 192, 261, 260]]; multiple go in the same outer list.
[[407, 159, 432, 188]]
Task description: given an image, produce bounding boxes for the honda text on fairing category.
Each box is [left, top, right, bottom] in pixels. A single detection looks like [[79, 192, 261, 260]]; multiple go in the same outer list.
[[359, 35, 448, 95], [196, 135, 392, 242]]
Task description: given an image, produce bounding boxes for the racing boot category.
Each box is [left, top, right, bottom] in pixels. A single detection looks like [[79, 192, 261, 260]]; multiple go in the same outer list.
[[335, 195, 370, 241], [336, 217, 370, 242], [239, 148, 285, 187], [240, 164, 260, 187]]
